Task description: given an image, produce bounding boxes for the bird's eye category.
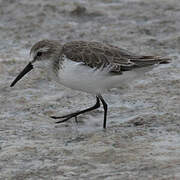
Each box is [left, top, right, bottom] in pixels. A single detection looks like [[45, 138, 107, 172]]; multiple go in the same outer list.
[[36, 52, 42, 57]]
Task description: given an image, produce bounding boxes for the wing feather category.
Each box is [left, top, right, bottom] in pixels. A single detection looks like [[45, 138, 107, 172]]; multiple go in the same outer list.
[[62, 41, 171, 73]]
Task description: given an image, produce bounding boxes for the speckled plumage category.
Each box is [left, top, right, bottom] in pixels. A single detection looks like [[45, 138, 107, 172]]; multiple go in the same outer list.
[[30, 39, 170, 74], [11, 39, 171, 129]]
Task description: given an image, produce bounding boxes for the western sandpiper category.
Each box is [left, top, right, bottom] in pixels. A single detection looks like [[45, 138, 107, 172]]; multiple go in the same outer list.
[[10, 40, 171, 128]]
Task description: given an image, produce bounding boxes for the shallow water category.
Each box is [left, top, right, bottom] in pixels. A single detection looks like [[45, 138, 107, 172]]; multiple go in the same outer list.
[[1, 0, 180, 179]]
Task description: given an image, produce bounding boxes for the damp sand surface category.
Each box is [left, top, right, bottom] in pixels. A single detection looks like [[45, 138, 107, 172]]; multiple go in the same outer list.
[[1, 0, 180, 179]]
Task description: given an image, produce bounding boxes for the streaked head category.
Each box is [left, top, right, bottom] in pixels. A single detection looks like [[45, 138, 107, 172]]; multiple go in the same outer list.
[[10, 40, 61, 87], [30, 39, 61, 63]]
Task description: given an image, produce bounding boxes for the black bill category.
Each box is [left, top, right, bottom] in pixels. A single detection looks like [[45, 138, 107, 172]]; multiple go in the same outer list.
[[10, 62, 33, 87]]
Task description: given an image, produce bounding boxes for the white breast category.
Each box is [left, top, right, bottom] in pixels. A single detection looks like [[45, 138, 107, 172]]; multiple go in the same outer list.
[[57, 56, 138, 94]]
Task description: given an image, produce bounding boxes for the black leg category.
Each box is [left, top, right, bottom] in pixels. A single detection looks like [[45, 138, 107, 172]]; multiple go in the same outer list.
[[98, 94, 108, 129], [51, 96, 101, 124]]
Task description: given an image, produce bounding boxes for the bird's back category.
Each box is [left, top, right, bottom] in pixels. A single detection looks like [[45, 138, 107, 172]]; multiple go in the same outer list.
[[61, 41, 171, 73]]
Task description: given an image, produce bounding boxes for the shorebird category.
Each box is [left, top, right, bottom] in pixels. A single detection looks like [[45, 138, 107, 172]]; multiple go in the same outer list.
[[10, 40, 171, 128]]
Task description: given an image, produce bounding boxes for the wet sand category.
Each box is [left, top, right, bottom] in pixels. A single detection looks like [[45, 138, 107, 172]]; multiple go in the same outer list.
[[1, 0, 180, 179]]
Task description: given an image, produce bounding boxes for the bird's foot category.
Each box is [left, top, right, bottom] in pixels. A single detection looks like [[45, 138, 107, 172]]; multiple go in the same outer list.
[[51, 111, 80, 124]]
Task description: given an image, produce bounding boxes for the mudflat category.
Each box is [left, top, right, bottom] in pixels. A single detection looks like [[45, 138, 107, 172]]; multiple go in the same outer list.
[[0, 0, 180, 179]]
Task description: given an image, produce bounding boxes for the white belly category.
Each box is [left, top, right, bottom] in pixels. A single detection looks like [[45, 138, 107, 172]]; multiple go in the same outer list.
[[57, 58, 137, 94]]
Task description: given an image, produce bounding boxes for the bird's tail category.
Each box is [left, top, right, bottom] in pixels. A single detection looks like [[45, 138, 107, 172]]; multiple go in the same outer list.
[[131, 55, 171, 67], [119, 55, 171, 72]]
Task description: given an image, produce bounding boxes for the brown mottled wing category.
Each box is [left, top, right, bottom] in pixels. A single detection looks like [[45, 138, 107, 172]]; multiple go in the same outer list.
[[62, 41, 171, 73]]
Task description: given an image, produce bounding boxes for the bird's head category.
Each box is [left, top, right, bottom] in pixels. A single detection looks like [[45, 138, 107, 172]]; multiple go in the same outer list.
[[10, 40, 61, 87]]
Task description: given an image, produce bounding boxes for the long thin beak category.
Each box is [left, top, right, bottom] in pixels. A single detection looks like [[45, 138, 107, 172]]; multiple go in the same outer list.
[[10, 62, 34, 87]]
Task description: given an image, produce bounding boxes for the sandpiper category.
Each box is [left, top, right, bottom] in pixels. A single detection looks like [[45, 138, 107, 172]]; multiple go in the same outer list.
[[10, 40, 171, 128]]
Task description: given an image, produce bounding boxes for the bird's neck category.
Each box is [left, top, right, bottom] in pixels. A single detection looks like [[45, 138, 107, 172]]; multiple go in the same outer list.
[[49, 56, 62, 82]]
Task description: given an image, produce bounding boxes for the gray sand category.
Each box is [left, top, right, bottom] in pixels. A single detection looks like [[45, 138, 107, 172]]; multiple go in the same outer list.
[[1, 0, 180, 179]]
